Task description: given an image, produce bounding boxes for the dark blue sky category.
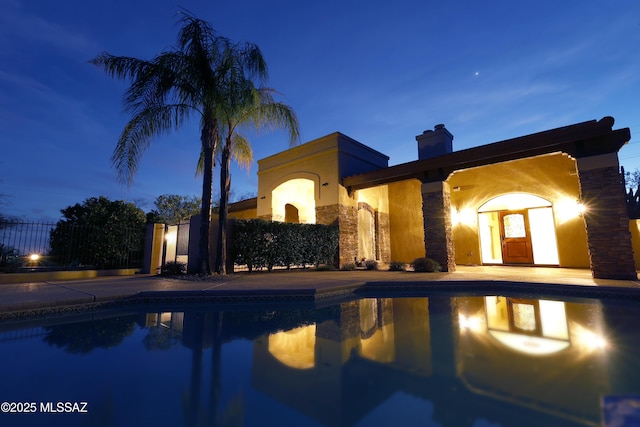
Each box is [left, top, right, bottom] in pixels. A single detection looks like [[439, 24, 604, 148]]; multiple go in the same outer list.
[[2, 0, 640, 221]]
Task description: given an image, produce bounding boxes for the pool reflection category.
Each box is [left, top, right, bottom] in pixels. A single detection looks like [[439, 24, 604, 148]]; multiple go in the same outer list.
[[18, 296, 640, 426], [130, 296, 640, 426]]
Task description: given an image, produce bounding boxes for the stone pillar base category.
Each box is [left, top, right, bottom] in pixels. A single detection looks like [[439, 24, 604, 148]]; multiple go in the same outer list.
[[421, 181, 456, 272], [577, 154, 637, 280]]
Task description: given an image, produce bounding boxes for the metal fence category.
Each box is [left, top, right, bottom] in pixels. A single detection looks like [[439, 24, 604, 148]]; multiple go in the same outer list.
[[0, 221, 145, 273]]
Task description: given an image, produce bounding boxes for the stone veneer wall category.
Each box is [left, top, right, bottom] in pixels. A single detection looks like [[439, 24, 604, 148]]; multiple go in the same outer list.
[[422, 183, 456, 272], [377, 212, 391, 263], [315, 299, 394, 342], [316, 300, 360, 341], [316, 204, 358, 267], [578, 165, 637, 279]]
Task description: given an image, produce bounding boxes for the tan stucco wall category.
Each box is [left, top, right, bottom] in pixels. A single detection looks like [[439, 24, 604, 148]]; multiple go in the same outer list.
[[356, 186, 389, 213], [388, 179, 425, 263], [228, 208, 257, 219], [447, 153, 590, 268], [257, 132, 389, 221], [257, 135, 340, 220], [630, 219, 640, 269]]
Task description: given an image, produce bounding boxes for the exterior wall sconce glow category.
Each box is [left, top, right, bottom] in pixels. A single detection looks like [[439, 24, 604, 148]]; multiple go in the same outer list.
[[555, 198, 587, 223], [572, 323, 607, 352], [29, 253, 41, 262], [452, 207, 476, 226], [459, 313, 483, 333], [165, 231, 177, 244]]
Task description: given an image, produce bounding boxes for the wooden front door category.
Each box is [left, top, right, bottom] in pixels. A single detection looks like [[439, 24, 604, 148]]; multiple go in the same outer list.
[[499, 210, 534, 264]]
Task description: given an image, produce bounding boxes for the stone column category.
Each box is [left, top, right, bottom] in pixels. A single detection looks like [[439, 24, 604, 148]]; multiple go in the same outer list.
[[421, 181, 456, 272], [316, 204, 358, 267], [577, 153, 637, 280]]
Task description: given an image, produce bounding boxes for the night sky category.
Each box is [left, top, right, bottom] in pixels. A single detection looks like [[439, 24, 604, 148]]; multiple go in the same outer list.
[[2, 0, 640, 221]]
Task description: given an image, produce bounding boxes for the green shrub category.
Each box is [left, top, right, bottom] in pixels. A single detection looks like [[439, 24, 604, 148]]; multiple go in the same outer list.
[[340, 263, 356, 271], [364, 260, 378, 270], [161, 261, 187, 275], [388, 261, 406, 271], [411, 257, 442, 272], [231, 219, 339, 272]]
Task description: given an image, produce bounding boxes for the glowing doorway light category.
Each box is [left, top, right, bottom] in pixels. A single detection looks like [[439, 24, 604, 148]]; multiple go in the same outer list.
[[477, 194, 559, 265]]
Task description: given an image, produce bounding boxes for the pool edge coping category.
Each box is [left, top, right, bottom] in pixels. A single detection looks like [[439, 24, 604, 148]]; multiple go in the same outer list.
[[2, 279, 640, 323]]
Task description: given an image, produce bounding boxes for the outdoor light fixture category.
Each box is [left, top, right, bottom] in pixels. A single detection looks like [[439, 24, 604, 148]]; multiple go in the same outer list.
[[165, 231, 177, 244], [451, 207, 476, 226], [29, 254, 40, 262], [322, 182, 329, 187]]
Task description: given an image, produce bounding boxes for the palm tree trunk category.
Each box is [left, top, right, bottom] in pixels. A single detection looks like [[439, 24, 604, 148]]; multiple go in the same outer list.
[[215, 142, 232, 274], [198, 123, 216, 275]]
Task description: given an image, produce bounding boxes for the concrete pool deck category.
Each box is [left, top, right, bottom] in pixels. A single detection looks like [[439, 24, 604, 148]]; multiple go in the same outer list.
[[1, 265, 640, 321]]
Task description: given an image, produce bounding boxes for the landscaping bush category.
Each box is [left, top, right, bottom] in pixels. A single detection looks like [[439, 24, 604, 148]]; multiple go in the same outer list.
[[340, 263, 356, 271], [411, 257, 442, 272], [161, 261, 187, 276], [231, 219, 339, 272], [364, 260, 379, 270], [388, 261, 406, 271]]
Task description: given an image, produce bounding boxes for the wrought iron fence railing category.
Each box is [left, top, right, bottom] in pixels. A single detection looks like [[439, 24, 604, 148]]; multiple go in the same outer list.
[[0, 221, 145, 273]]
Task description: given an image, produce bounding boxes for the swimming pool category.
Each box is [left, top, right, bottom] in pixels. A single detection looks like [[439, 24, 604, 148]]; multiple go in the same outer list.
[[1, 293, 639, 427]]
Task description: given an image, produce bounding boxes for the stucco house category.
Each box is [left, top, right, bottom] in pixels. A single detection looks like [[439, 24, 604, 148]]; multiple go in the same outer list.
[[223, 116, 637, 280]]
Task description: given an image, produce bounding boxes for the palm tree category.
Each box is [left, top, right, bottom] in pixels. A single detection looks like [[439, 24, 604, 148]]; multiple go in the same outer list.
[[215, 85, 299, 274], [90, 11, 266, 274]]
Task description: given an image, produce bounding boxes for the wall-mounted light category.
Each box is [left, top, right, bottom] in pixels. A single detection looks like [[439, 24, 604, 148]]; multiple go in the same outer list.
[[555, 198, 586, 223], [451, 206, 476, 226], [322, 182, 329, 187], [260, 196, 266, 200], [165, 231, 177, 244]]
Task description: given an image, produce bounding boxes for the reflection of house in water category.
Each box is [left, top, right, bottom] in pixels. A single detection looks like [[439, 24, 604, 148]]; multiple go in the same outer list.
[[251, 297, 640, 427], [253, 298, 430, 426]]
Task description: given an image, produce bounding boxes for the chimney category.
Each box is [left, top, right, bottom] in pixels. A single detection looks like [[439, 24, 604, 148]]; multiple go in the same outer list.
[[416, 124, 453, 160]]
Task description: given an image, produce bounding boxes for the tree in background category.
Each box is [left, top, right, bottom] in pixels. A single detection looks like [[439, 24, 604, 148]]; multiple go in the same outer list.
[[148, 194, 202, 225], [622, 166, 640, 218], [49, 196, 146, 269], [91, 11, 268, 275]]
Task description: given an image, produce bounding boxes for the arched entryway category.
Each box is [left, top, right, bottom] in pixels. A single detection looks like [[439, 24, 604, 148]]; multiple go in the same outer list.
[[478, 193, 560, 265], [271, 178, 316, 224]]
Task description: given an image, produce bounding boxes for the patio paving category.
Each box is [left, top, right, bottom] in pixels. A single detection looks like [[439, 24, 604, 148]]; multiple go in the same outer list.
[[1, 266, 639, 319]]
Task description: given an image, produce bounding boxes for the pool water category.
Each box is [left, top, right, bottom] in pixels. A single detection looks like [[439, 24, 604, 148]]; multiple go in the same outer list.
[[1, 294, 640, 427]]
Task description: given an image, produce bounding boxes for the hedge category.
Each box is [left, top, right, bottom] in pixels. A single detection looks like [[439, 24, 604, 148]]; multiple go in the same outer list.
[[231, 219, 339, 272]]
